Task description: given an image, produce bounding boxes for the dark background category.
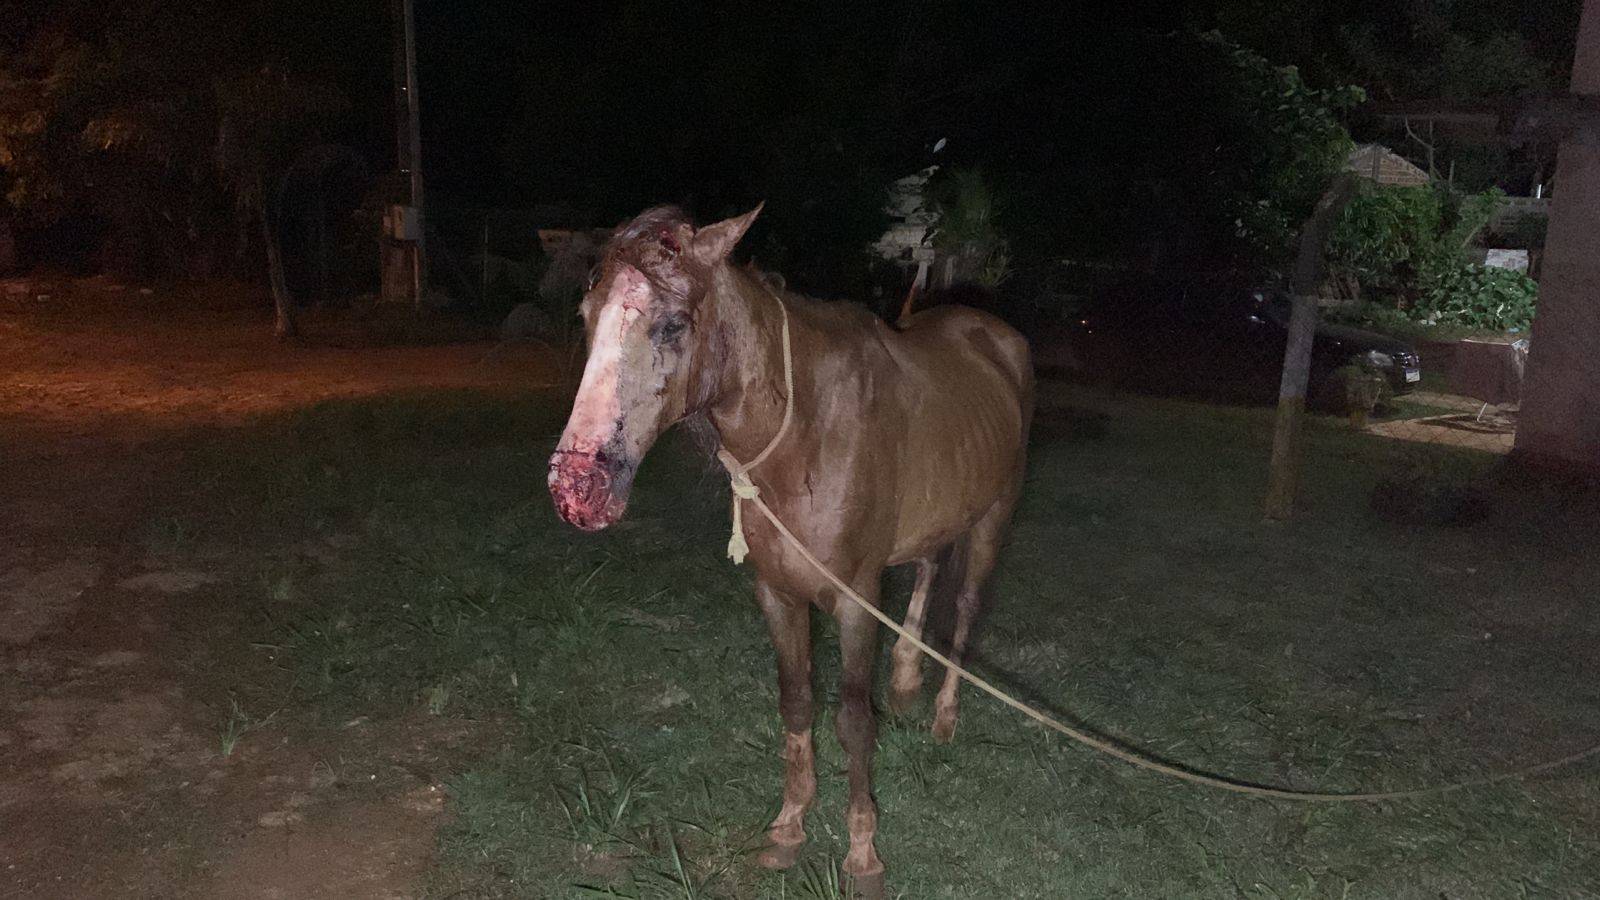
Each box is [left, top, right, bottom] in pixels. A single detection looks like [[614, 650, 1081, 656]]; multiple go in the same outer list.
[[0, 0, 1584, 299]]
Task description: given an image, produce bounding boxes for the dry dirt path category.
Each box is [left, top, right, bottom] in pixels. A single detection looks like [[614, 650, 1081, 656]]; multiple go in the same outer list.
[[1, 280, 553, 898]]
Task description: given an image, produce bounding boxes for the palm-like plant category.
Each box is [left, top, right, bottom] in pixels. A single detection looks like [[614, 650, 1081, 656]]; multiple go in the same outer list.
[[924, 168, 1012, 288]]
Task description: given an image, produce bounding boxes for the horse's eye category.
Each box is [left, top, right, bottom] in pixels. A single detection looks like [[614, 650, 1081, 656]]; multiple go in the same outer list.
[[652, 314, 690, 343]]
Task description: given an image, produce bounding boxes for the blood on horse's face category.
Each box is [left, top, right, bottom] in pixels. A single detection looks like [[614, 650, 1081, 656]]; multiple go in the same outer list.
[[548, 259, 695, 531], [549, 205, 761, 531]]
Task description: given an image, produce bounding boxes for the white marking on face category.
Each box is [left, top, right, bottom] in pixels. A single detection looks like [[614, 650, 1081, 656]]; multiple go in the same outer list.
[[557, 266, 650, 454]]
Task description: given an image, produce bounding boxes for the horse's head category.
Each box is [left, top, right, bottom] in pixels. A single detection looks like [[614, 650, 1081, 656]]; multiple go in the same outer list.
[[548, 204, 762, 531]]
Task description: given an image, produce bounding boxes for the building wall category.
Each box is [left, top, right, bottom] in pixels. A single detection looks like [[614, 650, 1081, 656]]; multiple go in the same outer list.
[[1346, 145, 1431, 186], [1516, 0, 1600, 468]]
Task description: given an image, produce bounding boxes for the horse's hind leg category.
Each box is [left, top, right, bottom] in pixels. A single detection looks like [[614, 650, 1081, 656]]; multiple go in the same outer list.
[[932, 496, 1017, 744], [755, 580, 815, 870], [887, 558, 936, 715]]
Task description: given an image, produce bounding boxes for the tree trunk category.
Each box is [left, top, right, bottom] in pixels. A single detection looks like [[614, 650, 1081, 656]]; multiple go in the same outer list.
[[1264, 174, 1359, 520], [315, 195, 330, 306], [261, 206, 296, 340], [1515, 0, 1600, 471], [0, 215, 15, 275]]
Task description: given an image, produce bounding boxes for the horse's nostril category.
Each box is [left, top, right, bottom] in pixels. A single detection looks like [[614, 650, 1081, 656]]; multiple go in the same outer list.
[[550, 453, 613, 506]]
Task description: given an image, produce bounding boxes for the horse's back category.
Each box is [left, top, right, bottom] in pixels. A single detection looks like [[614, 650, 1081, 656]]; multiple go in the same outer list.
[[902, 304, 1032, 398]]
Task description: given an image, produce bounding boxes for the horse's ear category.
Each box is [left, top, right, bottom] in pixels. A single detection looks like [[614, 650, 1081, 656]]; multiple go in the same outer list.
[[690, 202, 763, 266]]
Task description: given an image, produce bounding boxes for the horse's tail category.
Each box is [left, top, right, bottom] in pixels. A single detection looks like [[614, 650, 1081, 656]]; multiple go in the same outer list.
[[897, 279, 922, 325]]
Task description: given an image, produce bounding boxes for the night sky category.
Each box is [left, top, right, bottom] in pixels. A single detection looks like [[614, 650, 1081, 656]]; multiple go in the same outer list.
[[1, 0, 1584, 290], [410, 0, 1581, 209]]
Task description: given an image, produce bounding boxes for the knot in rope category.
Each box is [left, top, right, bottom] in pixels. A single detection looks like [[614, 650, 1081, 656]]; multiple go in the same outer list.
[[728, 471, 760, 501]]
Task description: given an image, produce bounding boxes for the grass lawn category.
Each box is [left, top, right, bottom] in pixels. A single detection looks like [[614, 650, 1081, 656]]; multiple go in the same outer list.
[[161, 380, 1600, 898]]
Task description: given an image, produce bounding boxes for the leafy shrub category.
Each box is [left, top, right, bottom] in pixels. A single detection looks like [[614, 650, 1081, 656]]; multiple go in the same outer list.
[[1327, 182, 1534, 333], [1327, 184, 1443, 299], [1322, 302, 1434, 339], [924, 168, 1012, 288], [1414, 264, 1538, 332], [1331, 361, 1391, 419]]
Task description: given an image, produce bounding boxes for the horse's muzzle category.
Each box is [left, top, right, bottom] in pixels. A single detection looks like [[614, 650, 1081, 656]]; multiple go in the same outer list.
[[548, 449, 631, 531]]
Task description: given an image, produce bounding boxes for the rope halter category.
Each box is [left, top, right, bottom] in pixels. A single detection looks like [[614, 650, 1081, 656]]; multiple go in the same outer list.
[[715, 295, 794, 564]]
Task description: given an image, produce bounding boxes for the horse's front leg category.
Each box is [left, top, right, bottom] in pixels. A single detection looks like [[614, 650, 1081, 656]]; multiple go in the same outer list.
[[756, 580, 815, 869], [835, 578, 886, 895]]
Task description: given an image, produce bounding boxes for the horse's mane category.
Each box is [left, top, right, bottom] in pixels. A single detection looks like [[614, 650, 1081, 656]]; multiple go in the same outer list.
[[734, 262, 882, 330], [606, 205, 692, 252]]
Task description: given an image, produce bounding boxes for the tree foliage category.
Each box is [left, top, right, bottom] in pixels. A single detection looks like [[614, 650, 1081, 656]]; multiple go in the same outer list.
[[7, 0, 1561, 312], [485, 7, 1366, 293], [924, 168, 1010, 288], [1209, 0, 1573, 103], [1327, 182, 1536, 332], [0, 1, 372, 276], [1198, 31, 1363, 269]]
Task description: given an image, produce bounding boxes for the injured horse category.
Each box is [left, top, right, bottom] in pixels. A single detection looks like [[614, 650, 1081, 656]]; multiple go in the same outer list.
[[549, 203, 1033, 894]]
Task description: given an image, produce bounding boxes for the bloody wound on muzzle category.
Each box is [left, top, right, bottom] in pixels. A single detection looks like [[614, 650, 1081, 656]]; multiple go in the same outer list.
[[549, 448, 627, 531]]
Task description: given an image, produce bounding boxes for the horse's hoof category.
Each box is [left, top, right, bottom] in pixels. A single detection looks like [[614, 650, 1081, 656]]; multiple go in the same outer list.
[[887, 685, 921, 716], [931, 715, 957, 744], [756, 839, 805, 870], [847, 869, 886, 900]]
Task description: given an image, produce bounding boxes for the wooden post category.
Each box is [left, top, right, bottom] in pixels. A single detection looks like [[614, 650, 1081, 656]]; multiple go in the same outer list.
[[1264, 173, 1358, 520], [384, 0, 426, 308]]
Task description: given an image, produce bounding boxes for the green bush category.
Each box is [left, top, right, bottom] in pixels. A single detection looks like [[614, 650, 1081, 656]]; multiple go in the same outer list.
[[924, 168, 1012, 288], [1333, 361, 1391, 413], [1322, 302, 1432, 339], [1326, 182, 1534, 334], [1327, 184, 1443, 299], [1415, 264, 1538, 332]]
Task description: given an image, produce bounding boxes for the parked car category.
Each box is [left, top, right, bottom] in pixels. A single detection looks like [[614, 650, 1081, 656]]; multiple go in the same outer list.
[[1068, 278, 1421, 407]]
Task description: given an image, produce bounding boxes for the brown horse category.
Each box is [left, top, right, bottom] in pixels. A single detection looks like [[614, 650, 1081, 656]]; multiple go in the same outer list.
[[548, 204, 1033, 890]]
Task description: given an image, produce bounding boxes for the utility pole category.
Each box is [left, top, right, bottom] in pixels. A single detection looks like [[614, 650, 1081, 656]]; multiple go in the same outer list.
[[1264, 173, 1358, 520], [383, 0, 426, 308]]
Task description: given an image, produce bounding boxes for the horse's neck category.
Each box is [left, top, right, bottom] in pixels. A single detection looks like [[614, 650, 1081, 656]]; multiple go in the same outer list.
[[706, 269, 797, 465]]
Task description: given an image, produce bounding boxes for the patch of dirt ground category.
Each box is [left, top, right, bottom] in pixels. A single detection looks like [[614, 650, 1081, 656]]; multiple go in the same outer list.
[[1, 280, 540, 898]]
